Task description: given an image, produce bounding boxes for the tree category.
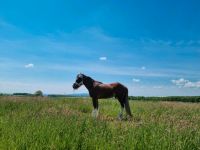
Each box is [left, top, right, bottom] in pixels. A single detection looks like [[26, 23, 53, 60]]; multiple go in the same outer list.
[[34, 90, 43, 96]]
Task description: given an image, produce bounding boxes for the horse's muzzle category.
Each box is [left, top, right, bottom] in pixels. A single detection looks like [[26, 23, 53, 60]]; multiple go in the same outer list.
[[72, 83, 79, 89]]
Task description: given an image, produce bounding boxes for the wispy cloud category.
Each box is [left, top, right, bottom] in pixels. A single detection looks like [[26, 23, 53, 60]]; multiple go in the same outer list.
[[83, 27, 118, 42], [175, 40, 185, 46], [25, 63, 34, 68], [171, 78, 200, 88], [0, 19, 17, 30], [146, 39, 172, 46], [99, 57, 107, 61], [128, 84, 200, 96], [47, 63, 169, 77], [132, 78, 140, 82], [153, 86, 163, 89], [141, 66, 146, 70], [31, 63, 200, 79]]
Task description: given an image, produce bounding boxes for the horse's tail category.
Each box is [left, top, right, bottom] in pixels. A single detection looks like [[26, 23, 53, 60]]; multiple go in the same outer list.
[[124, 88, 132, 117]]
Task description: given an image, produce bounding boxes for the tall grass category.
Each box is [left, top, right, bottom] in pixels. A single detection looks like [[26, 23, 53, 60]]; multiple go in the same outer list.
[[0, 96, 200, 149]]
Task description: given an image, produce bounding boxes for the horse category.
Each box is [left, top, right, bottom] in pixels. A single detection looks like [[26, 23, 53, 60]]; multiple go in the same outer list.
[[72, 73, 132, 119]]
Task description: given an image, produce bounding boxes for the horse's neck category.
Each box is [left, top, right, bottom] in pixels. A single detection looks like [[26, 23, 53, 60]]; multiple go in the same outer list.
[[83, 77, 94, 91]]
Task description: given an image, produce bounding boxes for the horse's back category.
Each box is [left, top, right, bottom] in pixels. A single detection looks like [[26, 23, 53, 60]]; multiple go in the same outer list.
[[97, 82, 127, 90], [92, 81, 128, 99], [110, 82, 128, 91], [110, 82, 128, 99]]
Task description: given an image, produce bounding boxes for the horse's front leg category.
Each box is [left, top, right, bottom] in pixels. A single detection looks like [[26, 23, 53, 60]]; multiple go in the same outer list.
[[92, 98, 99, 118]]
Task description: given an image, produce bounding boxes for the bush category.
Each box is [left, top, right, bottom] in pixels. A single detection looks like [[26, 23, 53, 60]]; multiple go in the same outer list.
[[34, 90, 43, 97], [13, 93, 32, 96]]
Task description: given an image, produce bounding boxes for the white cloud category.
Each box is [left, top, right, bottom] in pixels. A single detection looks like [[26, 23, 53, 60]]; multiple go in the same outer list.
[[99, 57, 107, 61], [25, 63, 34, 68], [141, 66, 146, 70], [132, 78, 140, 82], [184, 81, 200, 88], [171, 78, 188, 86], [171, 78, 200, 88]]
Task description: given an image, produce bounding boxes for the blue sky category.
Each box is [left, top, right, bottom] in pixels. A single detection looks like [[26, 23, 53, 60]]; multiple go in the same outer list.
[[0, 0, 200, 96]]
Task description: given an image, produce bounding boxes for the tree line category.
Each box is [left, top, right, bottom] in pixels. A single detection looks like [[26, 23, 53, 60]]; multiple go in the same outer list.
[[129, 96, 200, 103], [0, 90, 43, 97]]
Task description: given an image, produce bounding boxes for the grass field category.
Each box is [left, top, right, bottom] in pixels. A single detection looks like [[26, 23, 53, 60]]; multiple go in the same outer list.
[[0, 96, 200, 150]]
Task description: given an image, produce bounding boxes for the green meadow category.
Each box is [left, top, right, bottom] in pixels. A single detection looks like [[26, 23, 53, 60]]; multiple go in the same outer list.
[[0, 96, 200, 150]]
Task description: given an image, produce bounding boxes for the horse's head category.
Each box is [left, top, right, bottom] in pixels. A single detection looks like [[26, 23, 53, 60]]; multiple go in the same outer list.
[[72, 73, 85, 89]]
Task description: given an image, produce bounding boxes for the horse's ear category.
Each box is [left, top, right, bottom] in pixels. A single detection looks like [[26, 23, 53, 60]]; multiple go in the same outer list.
[[78, 73, 84, 78], [80, 72, 85, 76]]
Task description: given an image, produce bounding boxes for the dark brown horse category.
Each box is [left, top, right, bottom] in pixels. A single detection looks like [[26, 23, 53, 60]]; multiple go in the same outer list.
[[72, 73, 132, 119]]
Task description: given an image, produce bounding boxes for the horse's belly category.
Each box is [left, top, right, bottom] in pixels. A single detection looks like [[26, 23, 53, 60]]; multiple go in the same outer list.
[[92, 85, 115, 99], [98, 95, 113, 99], [97, 90, 114, 99]]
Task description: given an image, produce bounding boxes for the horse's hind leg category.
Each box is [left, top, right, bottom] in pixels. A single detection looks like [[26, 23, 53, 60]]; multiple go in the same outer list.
[[123, 89, 132, 117]]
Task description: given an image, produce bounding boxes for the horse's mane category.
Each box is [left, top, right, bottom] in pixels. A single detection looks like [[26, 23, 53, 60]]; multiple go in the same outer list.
[[85, 75, 103, 85], [95, 80, 103, 84]]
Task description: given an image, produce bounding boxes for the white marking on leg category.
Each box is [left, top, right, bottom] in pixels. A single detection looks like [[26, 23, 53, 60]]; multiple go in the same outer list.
[[92, 108, 99, 118], [96, 108, 99, 117], [92, 109, 95, 117]]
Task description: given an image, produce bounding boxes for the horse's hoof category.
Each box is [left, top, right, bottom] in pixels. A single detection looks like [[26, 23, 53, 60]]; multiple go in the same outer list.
[[118, 113, 123, 120], [118, 117, 122, 121]]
